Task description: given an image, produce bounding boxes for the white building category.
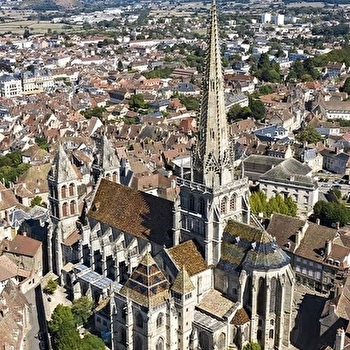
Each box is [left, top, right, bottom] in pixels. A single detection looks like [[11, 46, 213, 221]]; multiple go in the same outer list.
[[0, 74, 22, 97]]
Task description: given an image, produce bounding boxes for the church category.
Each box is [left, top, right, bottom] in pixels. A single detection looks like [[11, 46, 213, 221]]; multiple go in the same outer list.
[[45, 1, 295, 349]]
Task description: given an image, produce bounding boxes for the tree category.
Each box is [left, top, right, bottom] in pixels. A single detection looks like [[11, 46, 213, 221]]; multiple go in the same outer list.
[[49, 305, 81, 350], [178, 95, 200, 111], [258, 85, 273, 95], [342, 77, 350, 94], [30, 195, 46, 208], [249, 190, 266, 216], [249, 97, 266, 120], [35, 136, 49, 151], [314, 200, 350, 227], [249, 190, 297, 218], [43, 278, 58, 295], [81, 333, 105, 350], [129, 94, 148, 110], [295, 126, 322, 144], [71, 296, 95, 326], [244, 342, 261, 350]]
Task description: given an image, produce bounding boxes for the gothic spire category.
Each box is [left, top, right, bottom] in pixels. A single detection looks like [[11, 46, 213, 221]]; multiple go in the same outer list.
[[193, 0, 234, 188], [50, 143, 78, 183]]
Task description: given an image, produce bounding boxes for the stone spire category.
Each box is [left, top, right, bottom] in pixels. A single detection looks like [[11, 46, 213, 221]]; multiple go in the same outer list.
[[193, 0, 234, 188], [94, 135, 120, 171], [50, 143, 78, 183]]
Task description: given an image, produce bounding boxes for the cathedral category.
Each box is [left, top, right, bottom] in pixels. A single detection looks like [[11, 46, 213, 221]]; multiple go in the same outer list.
[[45, 1, 295, 349]]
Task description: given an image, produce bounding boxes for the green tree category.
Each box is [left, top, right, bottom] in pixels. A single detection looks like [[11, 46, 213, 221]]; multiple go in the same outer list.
[[178, 95, 200, 111], [295, 126, 323, 144], [129, 94, 148, 110], [285, 196, 297, 217], [35, 136, 49, 151], [249, 190, 297, 218], [227, 104, 243, 123], [249, 190, 266, 215], [244, 342, 261, 350], [342, 77, 350, 94], [81, 333, 105, 350], [117, 60, 124, 72], [30, 195, 46, 208], [71, 296, 95, 326], [81, 106, 106, 119], [258, 85, 273, 95], [43, 278, 58, 295], [49, 304, 81, 350], [249, 97, 266, 120], [314, 200, 350, 227]]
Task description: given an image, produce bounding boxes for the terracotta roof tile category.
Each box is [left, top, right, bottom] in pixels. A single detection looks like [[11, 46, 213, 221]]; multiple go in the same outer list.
[[5, 234, 41, 257], [88, 179, 173, 246], [167, 240, 208, 276], [197, 290, 235, 319]]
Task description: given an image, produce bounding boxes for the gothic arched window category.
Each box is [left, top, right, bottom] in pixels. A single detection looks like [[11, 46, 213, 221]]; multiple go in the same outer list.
[[113, 171, 118, 182], [199, 332, 209, 350], [230, 194, 236, 211], [220, 196, 227, 215], [136, 312, 143, 328], [62, 202, 68, 217], [189, 194, 195, 211], [134, 335, 143, 350], [156, 337, 164, 350], [257, 277, 266, 316], [120, 327, 126, 345], [61, 185, 67, 199], [106, 173, 111, 181], [270, 277, 277, 313], [269, 329, 274, 339], [70, 201, 75, 215], [199, 197, 205, 215], [69, 183, 75, 196], [156, 313, 163, 328]]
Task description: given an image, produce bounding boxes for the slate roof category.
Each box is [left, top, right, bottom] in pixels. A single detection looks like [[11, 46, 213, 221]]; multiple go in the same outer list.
[[120, 252, 170, 308], [167, 240, 208, 276], [260, 157, 313, 186], [88, 179, 173, 246], [218, 220, 290, 272]]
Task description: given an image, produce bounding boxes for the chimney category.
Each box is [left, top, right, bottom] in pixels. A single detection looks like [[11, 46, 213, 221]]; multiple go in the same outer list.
[[335, 328, 345, 350], [325, 239, 332, 257], [295, 230, 302, 247], [316, 218, 320, 225]]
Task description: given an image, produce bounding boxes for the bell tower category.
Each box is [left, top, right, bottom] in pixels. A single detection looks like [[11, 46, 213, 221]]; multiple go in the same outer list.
[[173, 0, 250, 266], [47, 144, 80, 274], [193, 0, 235, 188]]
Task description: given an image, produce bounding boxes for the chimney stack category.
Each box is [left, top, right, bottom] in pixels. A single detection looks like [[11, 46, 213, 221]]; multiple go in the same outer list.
[[325, 239, 332, 257]]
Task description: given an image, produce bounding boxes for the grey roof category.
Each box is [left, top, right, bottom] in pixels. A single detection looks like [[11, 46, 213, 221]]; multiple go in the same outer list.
[[217, 220, 290, 273], [260, 158, 313, 186], [193, 310, 226, 332]]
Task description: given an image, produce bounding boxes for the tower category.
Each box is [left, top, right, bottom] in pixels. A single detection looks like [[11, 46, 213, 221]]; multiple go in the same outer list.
[[91, 134, 120, 184], [47, 144, 80, 274], [173, 0, 250, 266]]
